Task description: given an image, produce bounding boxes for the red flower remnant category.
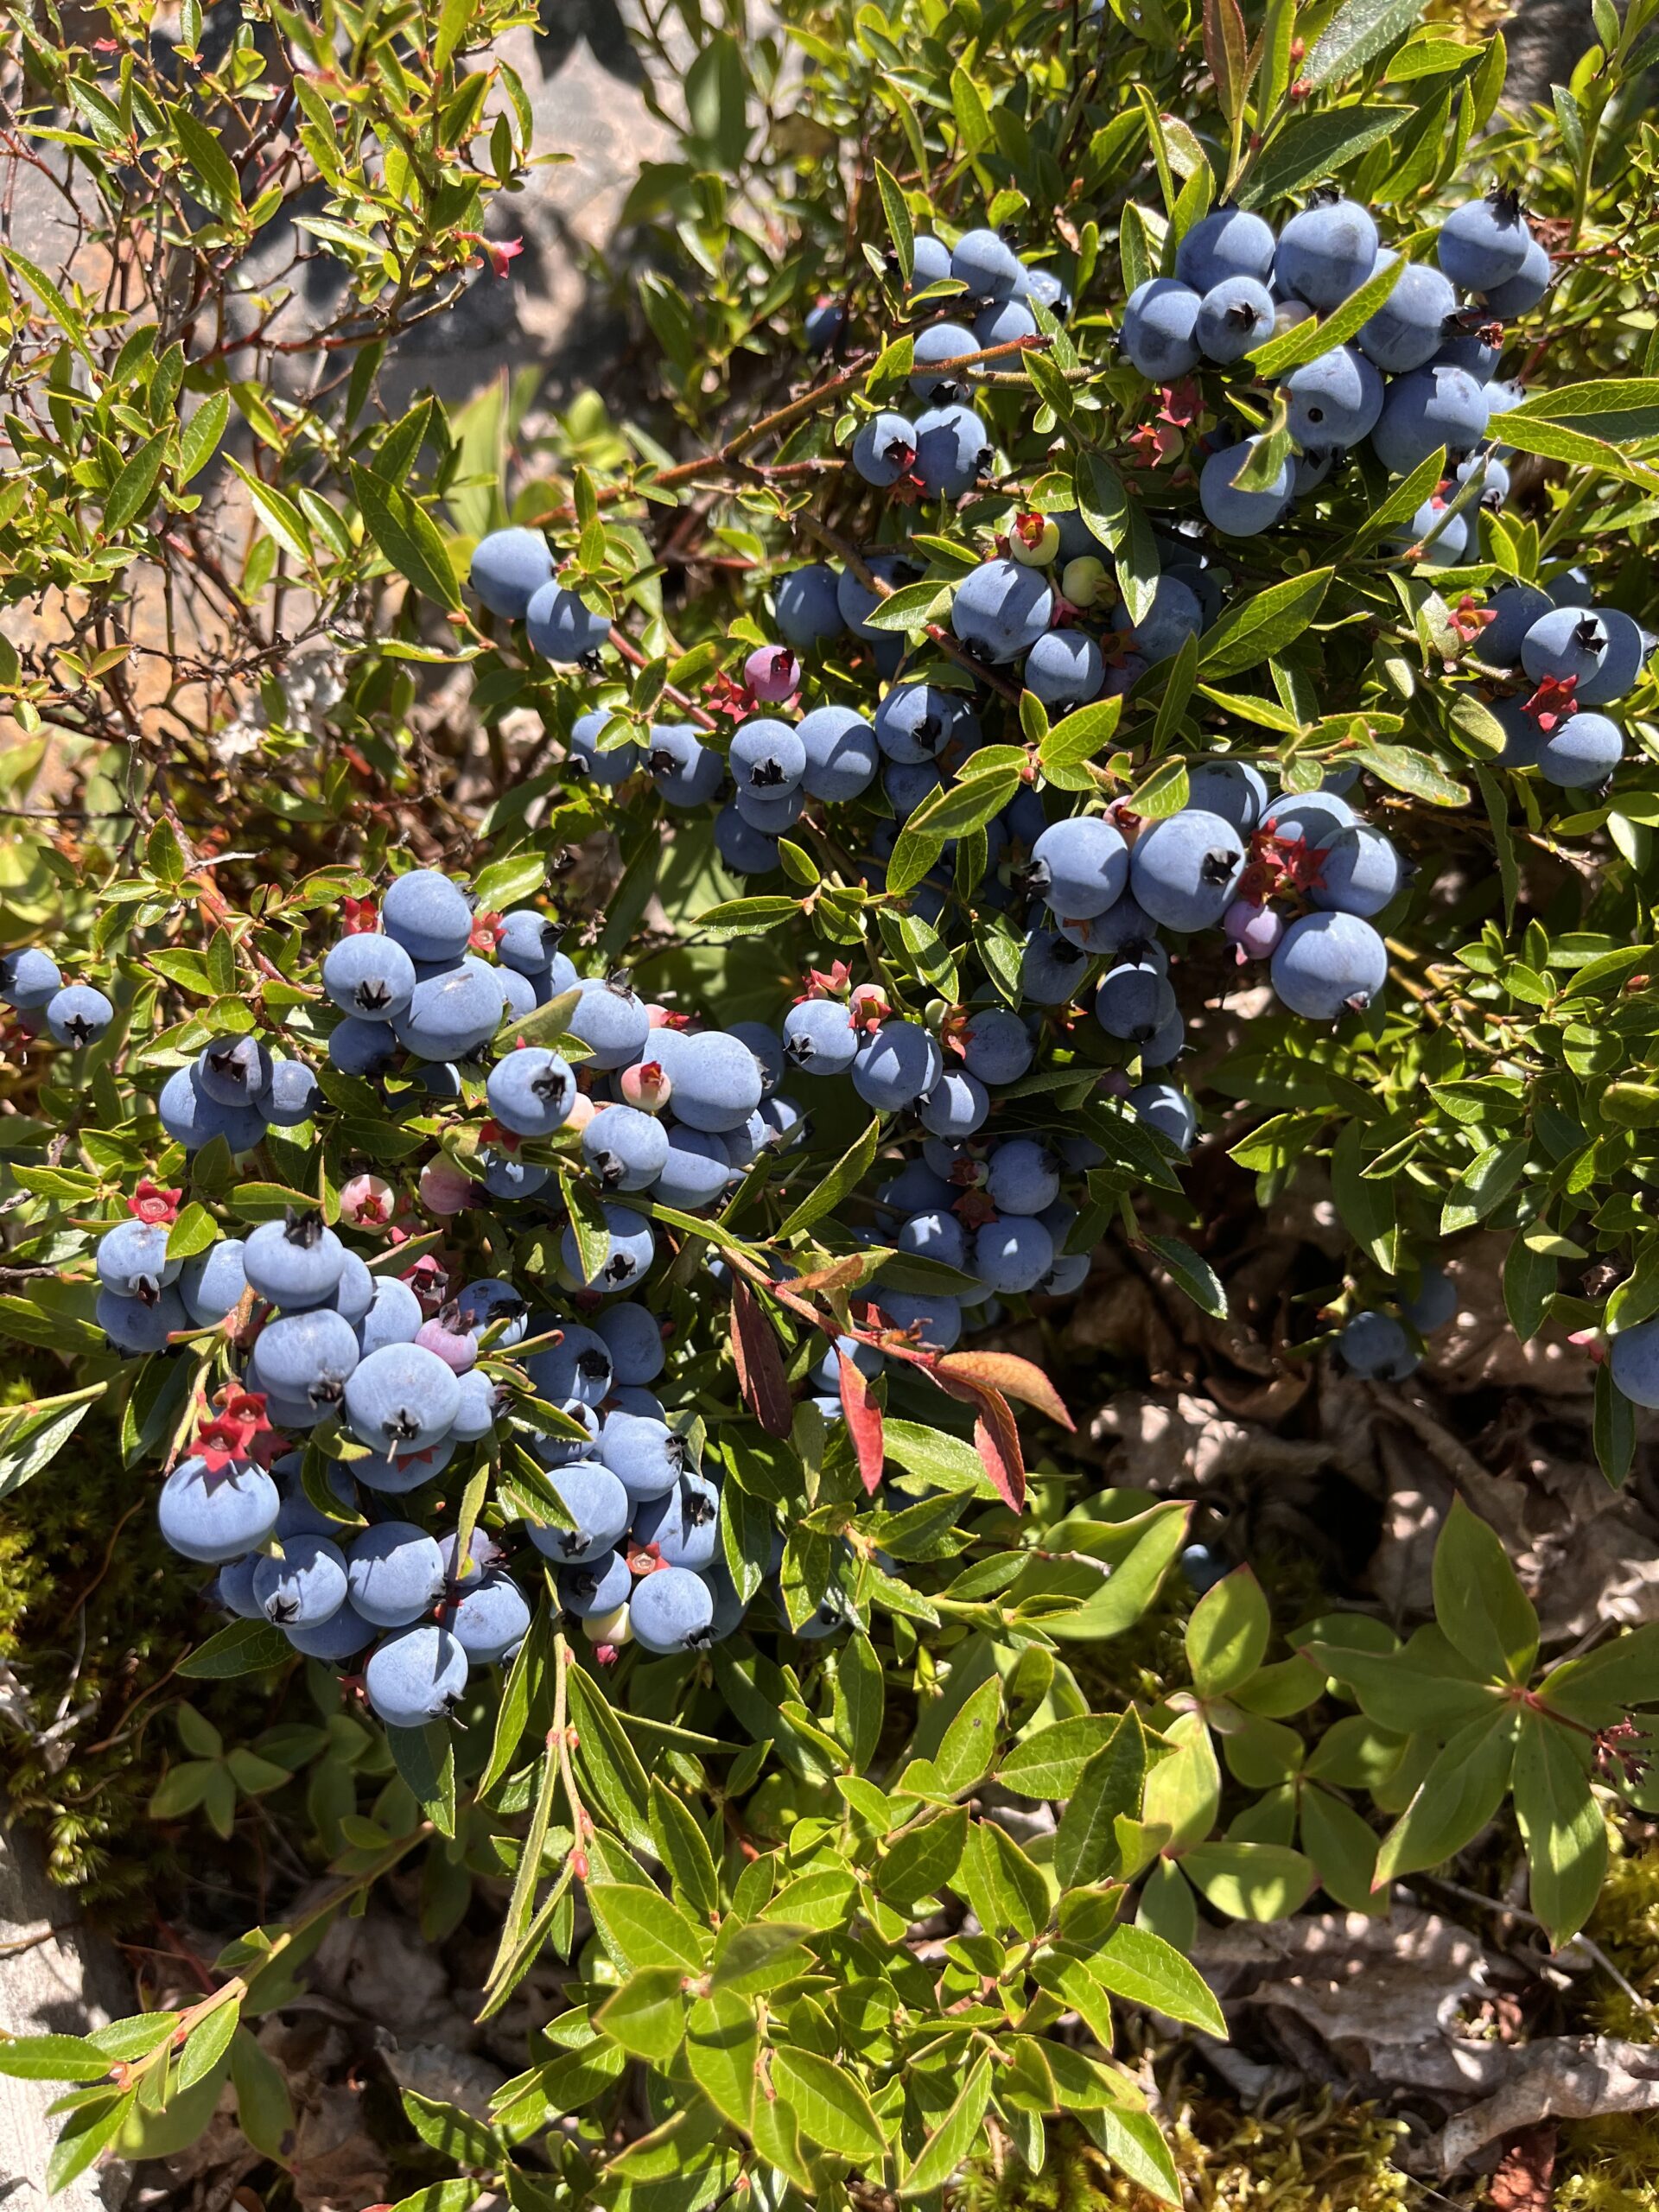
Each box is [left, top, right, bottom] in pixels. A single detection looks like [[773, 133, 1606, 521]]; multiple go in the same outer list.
[[341, 896, 378, 935], [1159, 378, 1202, 428], [849, 982, 891, 1032], [457, 232, 524, 279], [1449, 594, 1497, 647], [1524, 673, 1579, 732], [130, 1179, 182, 1226], [469, 910, 505, 952], [194, 1387, 272, 1473]]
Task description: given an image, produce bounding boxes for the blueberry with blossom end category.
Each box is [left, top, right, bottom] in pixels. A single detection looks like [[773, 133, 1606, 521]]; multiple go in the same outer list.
[[774, 564, 846, 649], [1061, 892, 1161, 961], [1120, 278, 1202, 378], [486, 1046, 574, 1138], [568, 978, 652, 1070], [493, 909, 566, 980], [743, 645, 799, 705], [468, 526, 552, 619], [730, 717, 805, 796], [525, 581, 611, 664], [1019, 927, 1090, 1007], [851, 410, 918, 487], [1436, 189, 1534, 294], [952, 558, 1054, 664], [582, 1105, 671, 1191], [526, 1323, 613, 1409], [569, 709, 641, 787], [256, 1307, 360, 1408], [244, 1214, 345, 1309], [1030, 817, 1128, 920], [253, 1534, 347, 1629], [381, 870, 473, 964], [1130, 808, 1247, 931], [1270, 911, 1389, 1019], [1282, 344, 1386, 452], [0, 948, 60, 1009], [1536, 711, 1624, 788], [875, 681, 957, 766], [46, 985, 114, 1048], [1196, 276, 1274, 363], [195, 1032, 272, 1109], [648, 723, 726, 808], [558, 1548, 633, 1620], [564, 1205, 656, 1293], [783, 998, 858, 1075], [526, 1461, 632, 1560], [1224, 900, 1284, 961], [393, 957, 504, 1062], [343, 1340, 461, 1456], [1128, 1083, 1198, 1152], [1521, 606, 1610, 689], [1340, 1309, 1419, 1381], [158, 1457, 280, 1563], [415, 1302, 480, 1375], [853, 1020, 943, 1112], [97, 1217, 181, 1301], [632, 1471, 722, 1572], [909, 321, 982, 402], [630, 1566, 715, 1656], [99, 1286, 188, 1355], [365, 1622, 469, 1729]]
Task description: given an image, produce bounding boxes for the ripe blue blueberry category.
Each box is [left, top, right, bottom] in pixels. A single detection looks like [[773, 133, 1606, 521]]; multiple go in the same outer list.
[[393, 957, 505, 1061], [497, 910, 568, 981], [666, 1030, 763, 1135], [1478, 583, 1553, 665], [774, 563, 847, 648], [651, 1125, 735, 1211], [527, 1323, 613, 1408], [897, 1206, 970, 1270], [343, 1341, 461, 1454], [804, 299, 845, 351], [1095, 958, 1178, 1042], [1355, 257, 1459, 374], [880, 1160, 957, 1215], [1185, 760, 1269, 831], [358, 1275, 425, 1356], [254, 1307, 360, 1409], [558, 1548, 633, 1619], [836, 552, 920, 639], [582, 1105, 671, 1192], [1535, 710, 1624, 788], [592, 1301, 664, 1386], [158, 1457, 280, 1562], [647, 722, 727, 807], [1521, 607, 1610, 688], [794, 705, 878, 802], [782, 997, 858, 1075], [265, 1055, 321, 1127], [1024, 628, 1104, 708], [1060, 893, 1160, 962], [97, 1218, 181, 1301], [851, 410, 918, 487], [874, 681, 957, 765], [46, 985, 113, 1048], [244, 1213, 346, 1309], [180, 1239, 247, 1326], [214, 1555, 264, 1619], [1481, 232, 1550, 316], [871, 1288, 962, 1350], [1312, 823, 1405, 918], [630, 1565, 715, 1655], [909, 321, 981, 402], [1180, 1542, 1230, 1594], [1128, 1082, 1198, 1152], [468, 527, 553, 618], [449, 1370, 501, 1442], [1385, 496, 1471, 565], [972, 1216, 1054, 1294], [1262, 789, 1357, 843], [1120, 278, 1202, 379], [195, 1033, 272, 1109], [1130, 808, 1247, 931], [974, 296, 1038, 348], [347, 1520, 446, 1627], [445, 1566, 531, 1664], [364, 1622, 469, 1728], [598, 1408, 686, 1500], [1370, 365, 1490, 476], [1609, 1316, 1659, 1407], [883, 761, 941, 819], [1436, 188, 1533, 294], [1576, 608, 1649, 705], [1122, 575, 1204, 665], [632, 1471, 722, 1571], [951, 559, 1053, 664], [283, 1602, 372, 1662], [1270, 912, 1389, 1019], [381, 871, 473, 963], [495, 965, 541, 1023], [1020, 927, 1090, 1006], [568, 978, 652, 1071], [1196, 276, 1275, 362], [913, 404, 992, 499], [1340, 1309, 1419, 1380], [254, 1535, 348, 1628], [1198, 442, 1293, 536], [327, 1018, 398, 1078], [528, 1460, 632, 1559], [1176, 207, 1276, 293], [1491, 696, 1543, 768], [1402, 1266, 1459, 1333], [323, 933, 416, 1021], [986, 1137, 1060, 1216], [1275, 195, 1378, 309], [99, 1286, 188, 1355], [918, 1067, 989, 1140], [1281, 345, 1385, 452], [486, 1046, 575, 1137], [1436, 327, 1504, 384], [0, 948, 61, 1008], [353, 1435, 456, 1493], [908, 233, 954, 289], [952, 226, 1023, 302], [853, 1020, 944, 1112], [957, 1007, 1033, 1086], [569, 710, 643, 787], [525, 582, 611, 664], [730, 719, 806, 797], [563, 1203, 656, 1293]]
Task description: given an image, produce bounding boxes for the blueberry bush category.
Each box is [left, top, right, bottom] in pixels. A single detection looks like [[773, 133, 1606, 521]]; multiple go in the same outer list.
[[7, 0, 1659, 2201]]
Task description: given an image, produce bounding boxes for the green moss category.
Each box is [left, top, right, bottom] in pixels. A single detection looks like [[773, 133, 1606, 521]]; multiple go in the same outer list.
[[1557, 2114, 1659, 2212]]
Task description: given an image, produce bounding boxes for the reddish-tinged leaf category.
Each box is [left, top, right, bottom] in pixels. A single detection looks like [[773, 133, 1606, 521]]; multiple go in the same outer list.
[[1489, 2125, 1555, 2212], [837, 1348, 886, 1495], [932, 1370, 1026, 1512], [936, 1350, 1074, 1430], [790, 1254, 877, 1297], [729, 1278, 792, 1438]]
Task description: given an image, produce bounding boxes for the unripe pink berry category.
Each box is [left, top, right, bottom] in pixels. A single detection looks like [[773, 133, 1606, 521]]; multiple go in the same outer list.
[[565, 1093, 597, 1134], [744, 645, 799, 702], [1224, 899, 1284, 961], [419, 1159, 474, 1216], [416, 1309, 478, 1374], [340, 1173, 396, 1230], [620, 1058, 671, 1112]]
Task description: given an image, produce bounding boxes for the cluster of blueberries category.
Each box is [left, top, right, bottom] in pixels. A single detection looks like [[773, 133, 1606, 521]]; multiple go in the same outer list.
[[0, 949, 118, 1052], [1122, 188, 1545, 542], [1472, 577, 1648, 790], [1338, 1267, 1460, 1382]]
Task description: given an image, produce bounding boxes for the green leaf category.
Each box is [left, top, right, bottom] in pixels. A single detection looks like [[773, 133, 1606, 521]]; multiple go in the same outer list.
[[709, 1921, 813, 1997], [770, 2045, 886, 2162], [595, 1966, 688, 2064], [1055, 1711, 1151, 1887], [776, 1116, 880, 1238], [230, 2025, 295, 2164], [385, 1722, 456, 1840], [931, 1673, 1001, 1794], [1237, 108, 1407, 210], [1247, 254, 1406, 378], [352, 464, 463, 613], [899, 2053, 992, 2195], [401, 2088, 499, 2167], [999, 1715, 1129, 1798], [588, 1883, 706, 1972], [1179, 1840, 1317, 1919], [1186, 1567, 1271, 1699], [225, 457, 312, 563], [1303, 0, 1428, 86], [1538, 1621, 1659, 1726], [874, 160, 913, 283], [1141, 1232, 1227, 1318], [47, 2092, 136, 2195], [1087, 1923, 1228, 2036], [877, 1806, 969, 1906], [1078, 451, 1160, 626], [170, 102, 245, 219], [650, 1778, 719, 1923], [103, 430, 172, 532], [1090, 2107, 1181, 2205], [1513, 1714, 1606, 1948], [1198, 569, 1332, 678], [1433, 1496, 1540, 1685], [0, 2033, 113, 2082], [1374, 1705, 1522, 1885], [178, 1618, 290, 1679], [685, 1990, 759, 2129]]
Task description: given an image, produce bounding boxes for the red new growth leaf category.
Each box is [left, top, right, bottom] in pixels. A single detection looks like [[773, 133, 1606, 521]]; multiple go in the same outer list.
[[936, 1349, 1074, 1430], [932, 1369, 1027, 1512], [837, 1347, 886, 1495], [729, 1276, 793, 1438]]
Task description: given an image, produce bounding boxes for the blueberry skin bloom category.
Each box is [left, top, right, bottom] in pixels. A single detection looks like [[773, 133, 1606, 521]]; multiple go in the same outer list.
[[1024, 629, 1104, 708], [1370, 366, 1490, 476], [1482, 232, 1551, 316], [1270, 912, 1389, 1019], [597, 1409, 687, 1501], [381, 870, 473, 963], [562, 1204, 656, 1293], [648, 724, 726, 807], [796, 706, 878, 802], [1095, 959, 1178, 1042], [774, 563, 846, 648], [1575, 608, 1649, 705], [158, 1457, 280, 1563], [1198, 442, 1293, 536], [730, 718, 806, 795], [286, 1603, 375, 1663], [567, 979, 652, 1071], [1340, 1309, 1419, 1380], [254, 1535, 348, 1628], [1030, 817, 1128, 919], [527, 1461, 632, 1560], [1355, 260, 1459, 375], [1281, 345, 1384, 453], [254, 1307, 360, 1408], [394, 957, 505, 1062], [875, 680, 958, 765], [327, 1019, 398, 1080], [446, 1568, 531, 1664], [909, 321, 981, 402], [557, 1548, 634, 1619], [1128, 1082, 1198, 1152], [630, 1565, 716, 1655], [951, 559, 1054, 663], [526, 1323, 613, 1408], [918, 1067, 989, 1139], [1195, 276, 1275, 363], [986, 1137, 1061, 1216], [783, 998, 858, 1074], [1520, 607, 1611, 688], [99, 1286, 188, 1355], [1019, 927, 1090, 1007], [1129, 808, 1247, 931], [469, 527, 553, 619], [1437, 193, 1534, 294], [1176, 207, 1276, 293], [592, 1301, 664, 1386], [914, 404, 992, 499], [582, 1105, 671, 1191], [244, 1215, 346, 1309], [1123, 575, 1205, 664], [1402, 1266, 1459, 1333], [851, 410, 918, 487], [1311, 824, 1406, 918], [632, 1472, 722, 1572], [951, 226, 1023, 302], [852, 1020, 944, 1111], [1275, 196, 1379, 309], [1611, 1315, 1659, 1408], [323, 933, 417, 1021], [47, 985, 114, 1047], [486, 1046, 575, 1137], [365, 1623, 470, 1729], [671, 1031, 766, 1134], [181, 1239, 248, 1326], [1185, 760, 1270, 832], [1120, 277, 1202, 378], [524, 582, 611, 664], [97, 1218, 181, 1300], [347, 1521, 447, 1628], [343, 1341, 462, 1456], [651, 1125, 734, 1211], [569, 710, 642, 787], [1479, 583, 1554, 666], [0, 947, 61, 1008], [1535, 711, 1624, 788], [973, 1216, 1055, 1294]]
